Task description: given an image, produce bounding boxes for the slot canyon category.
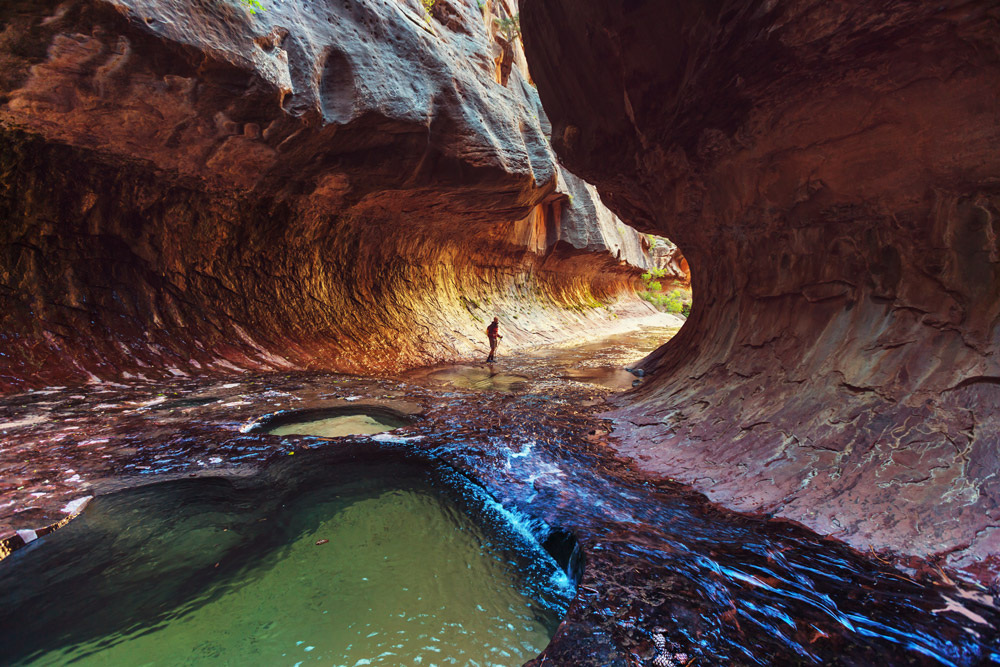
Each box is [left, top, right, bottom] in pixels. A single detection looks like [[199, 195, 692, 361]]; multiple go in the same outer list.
[[1, 0, 999, 665]]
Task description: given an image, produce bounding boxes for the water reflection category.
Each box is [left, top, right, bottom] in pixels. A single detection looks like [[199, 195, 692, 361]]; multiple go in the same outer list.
[[406, 364, 531, 393], [255, 406, 413, 438]]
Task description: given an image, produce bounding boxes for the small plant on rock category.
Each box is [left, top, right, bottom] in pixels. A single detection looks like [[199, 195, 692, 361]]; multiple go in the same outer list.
[[239, 0, 265, 13], [494, 14, 521, 42], [662, 290, 684, 313]]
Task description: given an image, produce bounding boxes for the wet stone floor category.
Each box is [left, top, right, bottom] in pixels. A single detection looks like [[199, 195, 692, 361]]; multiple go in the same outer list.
[[1, 323, 999, 666]]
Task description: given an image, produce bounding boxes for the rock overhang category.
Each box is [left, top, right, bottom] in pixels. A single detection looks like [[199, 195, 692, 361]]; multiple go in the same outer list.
[[0, 0, 671, 390], [521, 0, 1000, 585]]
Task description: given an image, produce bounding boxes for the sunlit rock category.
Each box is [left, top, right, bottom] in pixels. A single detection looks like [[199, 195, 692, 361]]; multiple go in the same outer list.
[[0, 0, 656, 390]]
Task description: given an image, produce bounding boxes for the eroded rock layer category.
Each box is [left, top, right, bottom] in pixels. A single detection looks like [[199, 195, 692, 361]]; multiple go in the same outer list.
[[522, 0, 1000, 583], [0, 0, 655, 391]]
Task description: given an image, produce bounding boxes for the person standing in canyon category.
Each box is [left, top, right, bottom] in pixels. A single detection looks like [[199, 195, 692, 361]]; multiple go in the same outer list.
[[486, 317, 502, 363]]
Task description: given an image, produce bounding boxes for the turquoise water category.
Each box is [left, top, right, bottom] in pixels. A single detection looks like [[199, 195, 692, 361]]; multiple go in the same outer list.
[[0, 456, 573, 666]]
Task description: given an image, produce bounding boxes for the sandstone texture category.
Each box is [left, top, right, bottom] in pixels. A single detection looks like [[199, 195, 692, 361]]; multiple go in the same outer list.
[[0, 0, 654, 391], [522, 0, 1000, 584]]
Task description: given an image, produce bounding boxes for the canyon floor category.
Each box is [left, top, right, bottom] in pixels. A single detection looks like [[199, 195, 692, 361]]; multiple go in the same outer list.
[[1, 316, 998, 665]]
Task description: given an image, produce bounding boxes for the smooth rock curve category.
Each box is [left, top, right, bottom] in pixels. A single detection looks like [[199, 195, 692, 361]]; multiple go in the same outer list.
[[522, 0, 1000, 585]]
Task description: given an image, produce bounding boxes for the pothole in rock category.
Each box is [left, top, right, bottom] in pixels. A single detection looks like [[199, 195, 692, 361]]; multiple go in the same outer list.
[[0, 451, 576, 666], [251, 406, 414, 438]]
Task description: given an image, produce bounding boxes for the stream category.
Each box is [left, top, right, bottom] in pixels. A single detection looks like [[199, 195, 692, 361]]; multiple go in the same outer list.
[[0, 322, 998, 666]]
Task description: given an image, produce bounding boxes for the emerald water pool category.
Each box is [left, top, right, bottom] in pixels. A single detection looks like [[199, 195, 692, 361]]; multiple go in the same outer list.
[[0, 452, 574, 666]]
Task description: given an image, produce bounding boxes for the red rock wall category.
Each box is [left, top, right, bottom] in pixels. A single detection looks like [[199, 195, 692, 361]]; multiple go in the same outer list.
[[0, 0, 656, 392], [522, 0, 1000, 584]]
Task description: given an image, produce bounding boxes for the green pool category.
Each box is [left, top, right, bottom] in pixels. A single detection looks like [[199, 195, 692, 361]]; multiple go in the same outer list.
[[0, 454, 573, 666]]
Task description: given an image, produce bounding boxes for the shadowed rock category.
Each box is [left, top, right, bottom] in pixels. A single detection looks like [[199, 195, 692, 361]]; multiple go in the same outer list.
[[522, 0, 1000, 585]]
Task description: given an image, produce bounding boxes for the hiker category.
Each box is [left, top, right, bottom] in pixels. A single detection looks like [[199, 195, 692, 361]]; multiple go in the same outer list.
[[486, 317, 502, 362]]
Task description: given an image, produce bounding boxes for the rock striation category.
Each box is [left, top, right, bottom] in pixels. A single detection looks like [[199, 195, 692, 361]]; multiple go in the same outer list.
[[522, 0, 1000, 584], [0, 0, 653, 392]]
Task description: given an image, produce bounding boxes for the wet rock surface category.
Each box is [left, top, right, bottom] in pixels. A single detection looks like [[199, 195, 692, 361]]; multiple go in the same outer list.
[[521, 0, 1000, 586], [2, 323, 999, 665]]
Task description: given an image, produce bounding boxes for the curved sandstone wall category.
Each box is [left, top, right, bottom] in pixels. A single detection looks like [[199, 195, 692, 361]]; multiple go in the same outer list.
[[522, 1, 1000, 583], [0, 0, 656, 391]]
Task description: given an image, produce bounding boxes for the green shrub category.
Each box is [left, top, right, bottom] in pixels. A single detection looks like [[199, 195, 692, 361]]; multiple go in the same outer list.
[[494, 14, 520, 41], [239, 0, 264, 13], [662, 291, 683, 313], [640, 267, 667, 290], [639, 288, 690, 316]]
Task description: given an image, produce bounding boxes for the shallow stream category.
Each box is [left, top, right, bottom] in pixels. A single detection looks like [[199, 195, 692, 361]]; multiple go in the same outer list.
[[1, 322, 998, 665]]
